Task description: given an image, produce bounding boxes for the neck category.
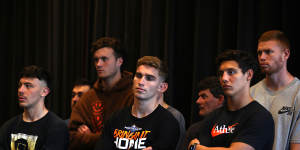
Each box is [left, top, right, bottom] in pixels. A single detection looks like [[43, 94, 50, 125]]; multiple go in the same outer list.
[[160, 101, 169, 109], [227, 87, 253, 111], [101, 71, 122, 90], [158, 93, 169, 109], [23, 104, 48, 122], [131, 97, 160, 118], [265, 68, 294, 91]]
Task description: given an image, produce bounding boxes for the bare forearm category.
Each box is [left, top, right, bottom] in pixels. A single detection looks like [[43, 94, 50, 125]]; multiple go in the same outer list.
[[290, 143, 300, 150]]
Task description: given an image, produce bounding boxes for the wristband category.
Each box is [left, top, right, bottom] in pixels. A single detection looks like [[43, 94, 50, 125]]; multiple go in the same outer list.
[[189, 143, 199, 150]]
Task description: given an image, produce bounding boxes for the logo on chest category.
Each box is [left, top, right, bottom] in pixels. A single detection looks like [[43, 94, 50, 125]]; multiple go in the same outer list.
[[278, 106, 293, 115], [211, 123, 239, 137]]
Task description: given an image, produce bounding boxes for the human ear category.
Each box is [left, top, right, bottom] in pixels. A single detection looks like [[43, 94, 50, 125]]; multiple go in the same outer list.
[[158, 82, 168, 93], [246, 69, 253, 81], [41, 87, 50, 97], [117, 57, 123, 67]]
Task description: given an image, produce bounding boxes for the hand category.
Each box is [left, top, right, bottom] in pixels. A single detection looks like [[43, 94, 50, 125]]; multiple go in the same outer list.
[[143, 146, 152, 150], [77, 125, 92, 134], [188, 138, 200, 150]]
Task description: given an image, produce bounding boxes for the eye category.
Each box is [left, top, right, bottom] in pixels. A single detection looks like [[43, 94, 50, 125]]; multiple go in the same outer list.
[[100, 57, 108, 62], [135, 73, 142, 79], [77, 92, 83, 97], [145, 75, 156, 81], [257, 50, 262, 56], [200, 94, 208, 99], [24, 83, 33, 88], [265, 50, 272, 55], [71, 92, 76, 98], [227, 69, 236, 75], [93, 57, 99, 63]]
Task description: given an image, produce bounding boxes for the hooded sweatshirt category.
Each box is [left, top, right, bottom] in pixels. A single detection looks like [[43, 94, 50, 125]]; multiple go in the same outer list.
[[69, 71, 134, 150]]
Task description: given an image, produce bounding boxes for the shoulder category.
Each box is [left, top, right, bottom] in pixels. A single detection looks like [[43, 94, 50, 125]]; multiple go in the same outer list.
[[120, 71, 133, 84], [156, 106, 181, 127], [82, 88, 98, 99], [250, 79, 265, 92], [122, 71, 133, 79], [247, 101, 274, 122], [0, 115, 21, 131], [167, 106, 185, 122], [247, 101, 270, 114], [47, 112, 67, 128]]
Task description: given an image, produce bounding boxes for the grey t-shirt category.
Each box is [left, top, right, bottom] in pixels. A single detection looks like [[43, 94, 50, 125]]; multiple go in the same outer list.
[[250, 77, 300, 150], [167, 106, 186, 150]]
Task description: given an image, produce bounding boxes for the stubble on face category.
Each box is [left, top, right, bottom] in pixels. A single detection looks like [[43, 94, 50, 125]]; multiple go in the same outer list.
[[18, 78, 47, 109], [133, 65, 161, 102], [93, 47, 121, 80], [257, 41, 286, 75]]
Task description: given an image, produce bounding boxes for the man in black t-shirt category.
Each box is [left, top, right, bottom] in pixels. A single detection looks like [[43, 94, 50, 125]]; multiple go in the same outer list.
[[95, 56, 180, 150], [187, 50, 274, 150], [0, 65, 68, 150]]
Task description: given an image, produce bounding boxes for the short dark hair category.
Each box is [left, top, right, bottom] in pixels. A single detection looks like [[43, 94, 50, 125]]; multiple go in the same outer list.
[[19, 65, 52, 90], [197, 76, 223, 98], [73, 78, 91, 88], [136, 56, 168, 82], [216, 50, 257, 74], [91, 37, 125, 59], [258, 30, 290, 49]]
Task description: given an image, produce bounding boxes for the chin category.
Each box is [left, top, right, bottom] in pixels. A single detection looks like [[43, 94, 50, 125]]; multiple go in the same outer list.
[[18, 104, 26, 108]]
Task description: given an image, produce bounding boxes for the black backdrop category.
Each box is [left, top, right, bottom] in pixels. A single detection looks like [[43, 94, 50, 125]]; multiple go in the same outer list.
[[1, 0, 299, 128]]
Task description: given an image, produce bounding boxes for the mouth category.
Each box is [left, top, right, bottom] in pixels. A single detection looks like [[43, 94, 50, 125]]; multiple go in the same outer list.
[[135, 88, 146, 93], [198, 106, 204, 110], [96, 70, 104, 73], [18, 96, 26, 102], [259, 63, 269, 68], [222, 85, 232, 90]]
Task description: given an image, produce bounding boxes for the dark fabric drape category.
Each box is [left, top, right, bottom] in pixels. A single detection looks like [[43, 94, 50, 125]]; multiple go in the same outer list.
[[1, 0, 299, 128]]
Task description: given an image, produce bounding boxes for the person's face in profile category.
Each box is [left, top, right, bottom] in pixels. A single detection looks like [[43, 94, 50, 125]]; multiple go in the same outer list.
[[93, 47, 123, 80], [18, 77, 49, 109], [196, 89, 223, 116]]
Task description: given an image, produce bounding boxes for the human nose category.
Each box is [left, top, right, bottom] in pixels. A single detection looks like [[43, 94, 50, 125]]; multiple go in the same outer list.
[[258, 52, 266, 62], [136, 76, 146, 86], [72, 95, 80, 102], [196, 97, 204, 105], [220, 72, 229, 84], [18, 85, 24, 95], [95, 59, 103, 67]]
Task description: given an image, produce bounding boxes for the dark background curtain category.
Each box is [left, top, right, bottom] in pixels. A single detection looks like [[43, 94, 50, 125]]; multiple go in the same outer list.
[[1, 0, 299, 128]]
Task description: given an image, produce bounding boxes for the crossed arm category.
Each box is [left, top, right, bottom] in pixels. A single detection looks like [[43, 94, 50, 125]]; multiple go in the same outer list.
[[188, 139, 254, 150]]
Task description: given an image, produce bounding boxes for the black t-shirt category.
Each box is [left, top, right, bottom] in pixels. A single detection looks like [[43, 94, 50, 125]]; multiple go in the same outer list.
[[95, 105, 180, 150], [182, 101, 274, 150], [0, 111, 69, 150]]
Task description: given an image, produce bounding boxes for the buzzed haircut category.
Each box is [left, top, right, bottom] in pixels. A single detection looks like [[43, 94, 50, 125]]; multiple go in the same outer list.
[[73, 78, 91, 88], [137, 56, 168, 82], [258, 30, 290, 49]]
